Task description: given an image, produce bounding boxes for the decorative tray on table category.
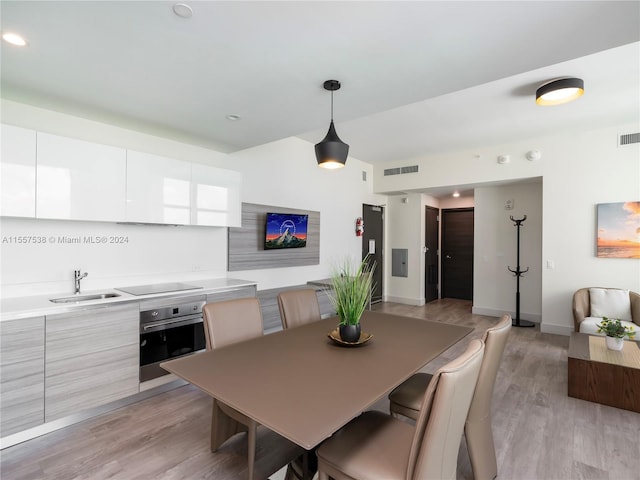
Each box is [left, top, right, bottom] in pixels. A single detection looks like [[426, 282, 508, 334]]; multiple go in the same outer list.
[[328, 328, 373, 347]]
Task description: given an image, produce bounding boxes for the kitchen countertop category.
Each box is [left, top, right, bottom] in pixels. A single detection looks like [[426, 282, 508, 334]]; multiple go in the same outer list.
[[0, 277, 257, 322]]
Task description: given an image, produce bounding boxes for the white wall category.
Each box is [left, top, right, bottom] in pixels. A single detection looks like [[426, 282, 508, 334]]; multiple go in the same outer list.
[[541, 125, 640, 334], [473, 182, 542, 322], [385, 193, 424, 304], [374, 147, 544, 194], [373, 123, 640, 334], [0, 100, 386, 297], [221, 136, 386, 289], [0, 218, 228, 297]]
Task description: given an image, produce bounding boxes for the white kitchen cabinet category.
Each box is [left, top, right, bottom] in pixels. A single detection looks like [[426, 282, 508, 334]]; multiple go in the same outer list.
[[44, 304, 139, 422], [36, 132, 126, 221], [126, 150, 191, 225], [191, 162, 242, 227], [0, 316, 45, 437], [1, 124, 37, 217]]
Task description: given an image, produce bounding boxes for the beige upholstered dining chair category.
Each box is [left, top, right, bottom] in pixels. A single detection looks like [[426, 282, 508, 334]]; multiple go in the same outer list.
[[278, 288, 322, 480], [202, 297, 264, 480], [388, 314, 511, 480], [316, 339, 485, 480], [278, 288, 322, 329]]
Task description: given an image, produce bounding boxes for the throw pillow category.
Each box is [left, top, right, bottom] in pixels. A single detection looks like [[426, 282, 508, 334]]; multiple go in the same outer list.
[[589, 288, 632, 321]]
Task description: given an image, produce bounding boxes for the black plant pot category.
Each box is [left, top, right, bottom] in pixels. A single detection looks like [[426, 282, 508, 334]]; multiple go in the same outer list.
[[339, 323, 361, 343]]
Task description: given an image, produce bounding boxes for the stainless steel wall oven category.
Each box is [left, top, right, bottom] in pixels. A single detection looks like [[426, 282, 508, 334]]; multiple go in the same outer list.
[[139, 299, 206, 382]]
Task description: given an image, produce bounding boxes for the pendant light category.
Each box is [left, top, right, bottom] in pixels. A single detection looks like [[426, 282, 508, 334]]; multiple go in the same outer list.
[[536, 77, 584, 106], [315, 80, 349, 169]]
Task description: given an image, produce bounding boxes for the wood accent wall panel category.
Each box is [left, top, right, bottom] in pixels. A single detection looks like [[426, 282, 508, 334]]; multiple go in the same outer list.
[[228, 203, 320, 271], [0, 316, 45, 437], [45, 304, 139, 422]]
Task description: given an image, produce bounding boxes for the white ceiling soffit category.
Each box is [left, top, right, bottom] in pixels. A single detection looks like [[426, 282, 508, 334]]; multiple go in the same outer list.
[[1, 1, 639, 164]]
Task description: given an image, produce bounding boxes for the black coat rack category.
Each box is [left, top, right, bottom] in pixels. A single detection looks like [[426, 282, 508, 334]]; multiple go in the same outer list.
[[508, 216, 535, 328]]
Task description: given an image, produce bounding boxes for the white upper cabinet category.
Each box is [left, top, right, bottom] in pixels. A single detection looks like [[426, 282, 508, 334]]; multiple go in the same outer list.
[[1, 124, 37, 217], [126, 150, 191, 225], [1, 126, 240, 226], [191, 163, 242, 227], [36, 132, 126, 221]]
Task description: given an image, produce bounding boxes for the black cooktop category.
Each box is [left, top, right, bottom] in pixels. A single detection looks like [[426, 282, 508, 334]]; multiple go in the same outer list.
[[115, 282, 203, 296]]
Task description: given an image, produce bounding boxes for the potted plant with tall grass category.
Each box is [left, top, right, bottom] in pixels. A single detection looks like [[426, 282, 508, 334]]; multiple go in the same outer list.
[[329, 255, 376, 342]]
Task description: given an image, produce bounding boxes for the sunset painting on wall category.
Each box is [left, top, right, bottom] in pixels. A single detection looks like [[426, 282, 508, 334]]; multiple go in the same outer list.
[[597, 201, 640, 258]]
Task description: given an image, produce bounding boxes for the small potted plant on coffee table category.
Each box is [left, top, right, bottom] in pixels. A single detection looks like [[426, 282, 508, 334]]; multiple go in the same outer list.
[[596, 317, 636, 351]]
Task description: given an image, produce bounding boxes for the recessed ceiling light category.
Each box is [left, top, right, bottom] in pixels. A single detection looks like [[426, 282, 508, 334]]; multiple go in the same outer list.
[[453, 192, 460, 198], [172, 3, 193, 19], [2, 32, 28, 47], [226, 114, 241, 121]]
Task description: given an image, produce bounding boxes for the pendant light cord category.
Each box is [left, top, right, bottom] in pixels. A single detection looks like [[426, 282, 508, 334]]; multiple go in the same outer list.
[[330, 90, 334, 122]]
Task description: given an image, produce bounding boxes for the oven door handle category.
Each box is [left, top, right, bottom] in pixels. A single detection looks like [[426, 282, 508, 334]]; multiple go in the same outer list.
[[141, 314, 203, 332]]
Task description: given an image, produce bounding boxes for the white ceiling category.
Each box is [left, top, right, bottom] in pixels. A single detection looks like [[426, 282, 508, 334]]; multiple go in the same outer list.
[[1, 1, 639, 166]]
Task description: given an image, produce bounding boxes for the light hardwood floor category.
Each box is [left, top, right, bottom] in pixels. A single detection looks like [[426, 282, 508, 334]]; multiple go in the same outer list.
[[2, 299, 639, 479]]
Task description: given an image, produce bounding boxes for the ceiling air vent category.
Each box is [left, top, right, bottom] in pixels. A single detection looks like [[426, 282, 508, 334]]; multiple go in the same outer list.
[[619, 132, 640, 146], [384, 165, 419, 176], [401, 165, 419, 174]]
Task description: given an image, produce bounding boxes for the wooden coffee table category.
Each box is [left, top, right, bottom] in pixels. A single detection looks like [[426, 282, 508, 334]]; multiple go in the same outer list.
[[567, 332, 640, 412]]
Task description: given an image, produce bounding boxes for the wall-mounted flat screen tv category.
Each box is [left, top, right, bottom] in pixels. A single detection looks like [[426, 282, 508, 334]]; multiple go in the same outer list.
[[265, 212, 308, 249]]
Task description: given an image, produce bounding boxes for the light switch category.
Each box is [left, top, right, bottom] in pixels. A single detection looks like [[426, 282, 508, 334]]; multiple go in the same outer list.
[[546, 260, 555, 269]]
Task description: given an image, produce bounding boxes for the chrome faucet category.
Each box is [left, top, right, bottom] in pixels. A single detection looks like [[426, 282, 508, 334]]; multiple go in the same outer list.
[[74, 269, 88, 294]]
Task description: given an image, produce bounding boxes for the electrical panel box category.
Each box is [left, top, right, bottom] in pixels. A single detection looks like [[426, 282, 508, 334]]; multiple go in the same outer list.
[[392, 249, 408, 277]]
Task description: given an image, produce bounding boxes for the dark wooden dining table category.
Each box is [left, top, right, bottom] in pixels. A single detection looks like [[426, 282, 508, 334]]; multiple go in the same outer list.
[[161, 310, 472, 450]]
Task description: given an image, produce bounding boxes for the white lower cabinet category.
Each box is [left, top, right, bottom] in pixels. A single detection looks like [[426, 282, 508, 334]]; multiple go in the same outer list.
[[0, 316, 45, 437], [44, 304, 139, 422]]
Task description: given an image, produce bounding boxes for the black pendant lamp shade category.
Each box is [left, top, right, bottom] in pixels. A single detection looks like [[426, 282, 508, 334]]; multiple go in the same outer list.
[[536, 77, 584, 106], [316, 80, 349, 169]]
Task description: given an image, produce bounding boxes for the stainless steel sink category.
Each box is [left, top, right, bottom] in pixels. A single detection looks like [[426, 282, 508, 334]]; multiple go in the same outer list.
[[50, 292, 121, 303]]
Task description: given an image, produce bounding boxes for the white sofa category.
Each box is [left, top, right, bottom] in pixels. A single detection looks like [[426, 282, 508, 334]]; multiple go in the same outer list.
[[572, 287, 640, 341]]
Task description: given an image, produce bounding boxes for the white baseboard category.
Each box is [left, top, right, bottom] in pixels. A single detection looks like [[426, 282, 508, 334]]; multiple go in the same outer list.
[[540, 322, 573, 336], [384, 295, 425, 306], [471, 306, 541, 323]]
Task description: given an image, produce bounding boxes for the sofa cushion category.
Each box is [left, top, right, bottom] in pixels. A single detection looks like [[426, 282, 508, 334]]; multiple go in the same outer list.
[[579, 317, 639, 341], [589, 288, 632, 321]]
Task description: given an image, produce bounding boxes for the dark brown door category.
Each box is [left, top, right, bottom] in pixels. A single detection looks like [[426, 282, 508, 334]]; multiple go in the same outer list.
[[362, 204, 383, 304], [425, 206, 439, 303], [442, 208, 474, 300]]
